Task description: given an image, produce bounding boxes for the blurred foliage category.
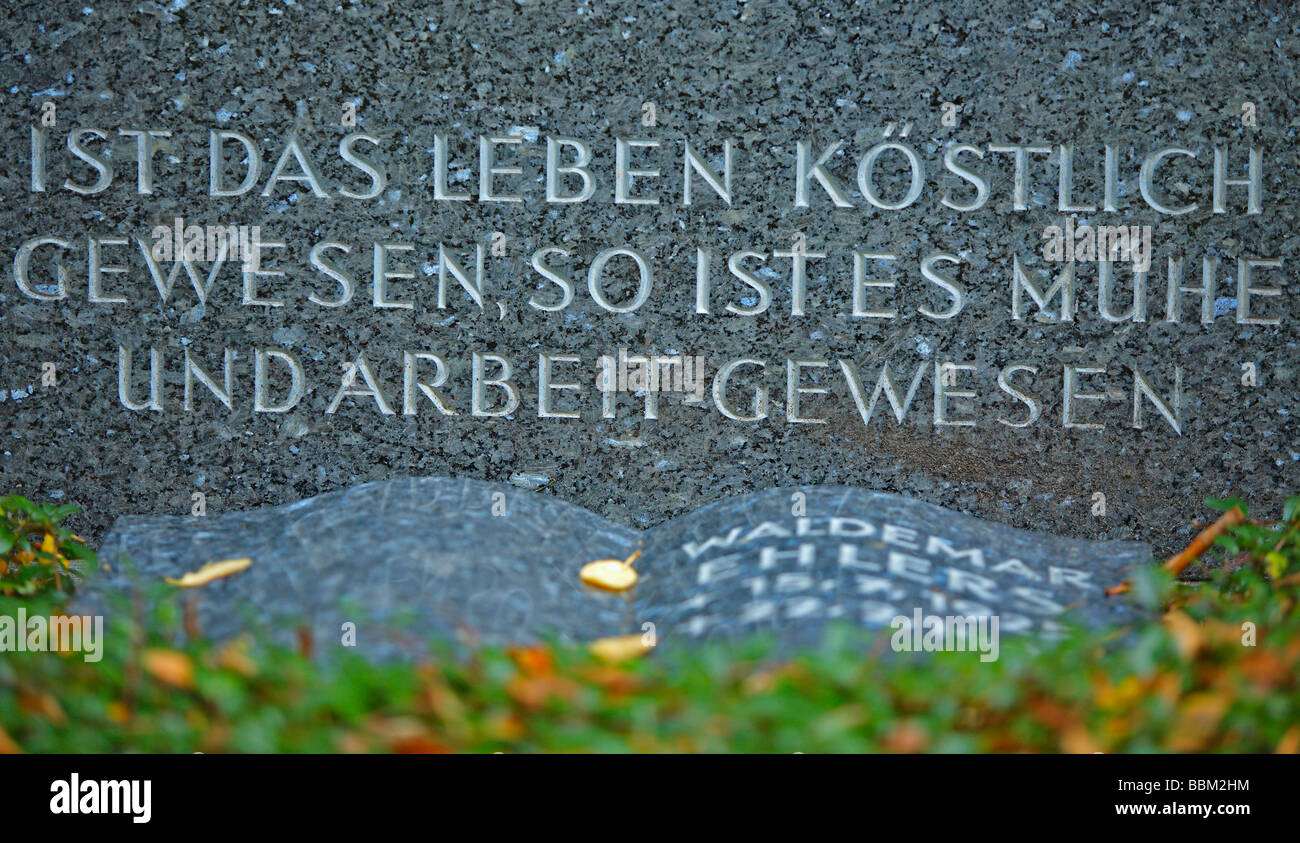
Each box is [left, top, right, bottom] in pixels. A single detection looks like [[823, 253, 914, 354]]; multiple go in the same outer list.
[[0, 495, 1298, 753], [0, 496, 93, 598]]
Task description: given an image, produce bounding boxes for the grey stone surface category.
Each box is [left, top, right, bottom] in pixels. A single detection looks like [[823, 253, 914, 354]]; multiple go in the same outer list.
[[84, 477, 639, 656], [638, 486, 1149, 647], [81, 478, 1149, 656], [0, 0, 1296, 561]]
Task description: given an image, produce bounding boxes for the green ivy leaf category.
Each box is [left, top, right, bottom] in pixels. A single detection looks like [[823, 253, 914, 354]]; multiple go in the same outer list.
[[1205, 496, 1248, 516], [1132, 565, 1174, 610], [45, 504, 80, 522], [0, 494, 37, 514], [62, 542, 96, 562]]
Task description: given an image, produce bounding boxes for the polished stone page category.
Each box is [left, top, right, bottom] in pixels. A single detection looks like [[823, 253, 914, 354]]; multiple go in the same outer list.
[[81, 478, 1147, 656], [636, 486, 1148, 647], [87, 478, 639, 655]]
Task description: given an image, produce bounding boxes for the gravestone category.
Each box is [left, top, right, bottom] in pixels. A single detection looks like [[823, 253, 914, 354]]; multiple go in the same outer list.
[[88, 478, 639, 658], [81, 478, 1149, 657], [1, 1, 1296, 566]]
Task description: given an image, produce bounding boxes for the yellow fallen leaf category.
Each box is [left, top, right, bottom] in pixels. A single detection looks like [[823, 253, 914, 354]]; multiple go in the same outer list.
[[142, 649, 195, 689], [18, 690, 65, 723], [164, 557, 252, 587], [579, 549, 641, 592], [39, 531, 68, 568], [214, 637, 258, 677], [882, 719, 930, 753], [589, 634, 655, 662], [0, 724, 21, 754], [106, 701, 130, 724], [508, 646, 554, 676], [1094, 674, 1142, 710], [1162, 610, 1203, 660], [1168, 691, 1230, 751], [1061, 725, 1103, 754]]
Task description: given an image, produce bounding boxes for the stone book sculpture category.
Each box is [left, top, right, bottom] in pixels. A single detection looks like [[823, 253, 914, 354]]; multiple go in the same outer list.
[[83, 478, 1150, 659]]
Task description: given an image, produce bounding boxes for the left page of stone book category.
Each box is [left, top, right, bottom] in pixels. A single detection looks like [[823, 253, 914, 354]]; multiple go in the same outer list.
[[79, 477, 641, 657]]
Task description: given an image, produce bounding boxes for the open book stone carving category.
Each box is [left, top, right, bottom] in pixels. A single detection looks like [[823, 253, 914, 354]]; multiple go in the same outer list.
[[83, 478, 1151, 659]]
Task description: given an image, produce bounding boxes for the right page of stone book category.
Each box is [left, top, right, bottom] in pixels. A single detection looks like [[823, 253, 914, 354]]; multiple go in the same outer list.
[[634, 487, 1152, 649]]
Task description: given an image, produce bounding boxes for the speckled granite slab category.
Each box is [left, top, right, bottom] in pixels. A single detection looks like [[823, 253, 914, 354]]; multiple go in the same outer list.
[[637, 486, 1150, 649], [80, 478, 1150, 658], [86, 477, 639, 658], [2, 1, 1295, 567]]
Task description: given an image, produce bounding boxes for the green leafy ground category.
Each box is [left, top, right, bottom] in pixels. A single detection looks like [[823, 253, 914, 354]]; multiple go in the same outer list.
[[1, 496, 1297, 753]]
